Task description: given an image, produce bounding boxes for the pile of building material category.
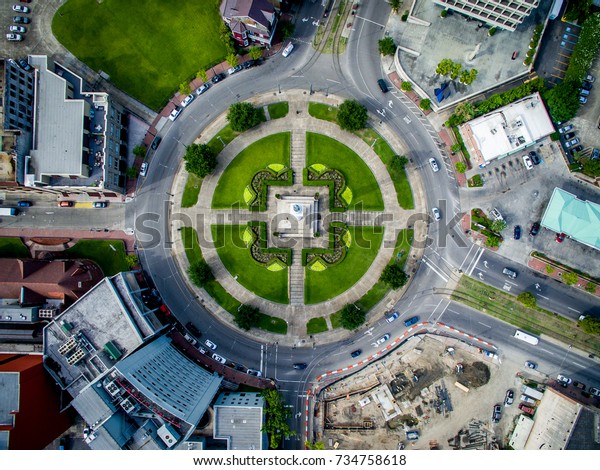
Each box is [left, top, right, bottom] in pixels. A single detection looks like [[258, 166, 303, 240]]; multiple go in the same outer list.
[[447, 419, 498, 450]]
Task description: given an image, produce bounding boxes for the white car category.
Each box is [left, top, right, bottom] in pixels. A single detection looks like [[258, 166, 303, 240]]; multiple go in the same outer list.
[[12, 5, 30, 13], [212, 353, 226, 364], [180, 94, 194, 107], [6, 33, 22, 41], [432, 207, 441, 221], [204, 339, 217, 350], [169, 107, 181, 121], [386, 312, 399, 323], [195, 83, 210, 95], [247, 369, 262, 377], [429, 158, 440, 172], [374, 333, 390, 346], [585, 74, 595, 83], [282, 42, 294, 57], [557, 374, 572, 384], [139, 162, 148, 177], [9, 25, 26, 33], [565, 138, 580, 148], [522, 155, 533, 170]]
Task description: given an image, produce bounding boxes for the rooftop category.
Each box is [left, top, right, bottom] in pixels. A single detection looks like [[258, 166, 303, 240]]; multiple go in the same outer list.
[[214, 391, 266, 450]]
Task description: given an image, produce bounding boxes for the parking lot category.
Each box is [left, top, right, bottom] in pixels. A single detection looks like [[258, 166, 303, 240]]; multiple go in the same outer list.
[[535, 19, 582, 88], [462, 137, 600, 278]]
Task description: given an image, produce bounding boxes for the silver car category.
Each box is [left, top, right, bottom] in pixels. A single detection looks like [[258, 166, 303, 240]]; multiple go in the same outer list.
[[429, 158, 439, 172]]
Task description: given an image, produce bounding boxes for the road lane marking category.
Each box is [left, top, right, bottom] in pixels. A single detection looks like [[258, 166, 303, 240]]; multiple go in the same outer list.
[[422, 257, 449, 282], [567, 307, 581, 313]]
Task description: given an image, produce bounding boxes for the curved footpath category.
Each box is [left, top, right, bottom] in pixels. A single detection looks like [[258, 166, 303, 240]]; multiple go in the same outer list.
[[168, 90, 428, 345]]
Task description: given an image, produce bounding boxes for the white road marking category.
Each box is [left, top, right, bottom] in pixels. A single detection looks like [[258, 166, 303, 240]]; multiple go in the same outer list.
[[478, 322, 491, 328], [467, 248, 485, 276], [567, 307, 581, 313], [538, 348, 554, 355], [354, 15, 386, 27], [422, 258, 450, 282], [537, 294, 549, 300], [503, 283, 512, 291]]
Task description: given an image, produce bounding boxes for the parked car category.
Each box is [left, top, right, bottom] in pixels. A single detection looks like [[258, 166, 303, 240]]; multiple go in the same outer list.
[[529, 222, 540, 236], [293, 362, 307, 370], [93, 201, 107, 208], [183, 333, 197, 347], [513, 225, 521, 240], [502, 267, 517, 279], [525, 361, 537, 369], [558, 124, 573, 134], [386, 312, 400, 323], [211, 72, 225, 83], [17, 200, 31, 207], [585, 74, 595, 82], [579, 96, 588, 104], [242, 60, 255, 69], [17, 58, 31, 71], [592, 148, 599, 160], [140, 162, 148, 177], [351, 349, 362, 358], [375, 333, 391, 345], [204, 339, 217, 350], [490, 208, 504, 221], [518, 403, 535, 415], [579, 88, 590, 96], [180, 94, 194, 107], [529, 151, 541, 165], [504, 390, 514, 406], [212, 353, 226, 364], [150, 135, 162, 150], [522, 155, 533, 170], [13, 16, 31, 24], [429, 158, 439, 172], [573, 381, 586, 391], [557, 374, 572, 385], [492, 404, 502, 423], [377, 79, 389, 93], [58, 201, 73, 207], [6, 33, 22, 41], [12, 5, 30, 13], [582, 81, 593, 91], [246, 369, 262, 377], [282, 42, 294, 57], [555, 232, 566, 243], [227, 65, 243, 75], [404, 316, 419, 327], [562, 132, 575, 140], [431, 207, 441, 221], [195, 83, 210, 95], [572, 144, 583, 153], [168, 107, 182, 121], [9, 25, 26, 33], [186, 322, 201, 337], [589, 387, 600, 397]]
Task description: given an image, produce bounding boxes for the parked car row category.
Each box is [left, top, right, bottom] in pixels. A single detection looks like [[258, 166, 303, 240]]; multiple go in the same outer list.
[[522, 150, 541, 170], [6, 4, 33, 42], [558, 122, 587, 157], [578, 74, 594, 104]]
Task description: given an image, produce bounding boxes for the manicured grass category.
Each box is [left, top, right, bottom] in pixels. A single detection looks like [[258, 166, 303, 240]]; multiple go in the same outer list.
[[212, 133, 290, 208], [330, 311, 343, 329], [305, 227, 384, 304], [306, 133, 384, 210], [353, 127, 415, 210], [64, 239, 129, 276], [0, 237, 30, 258], [212, 225, 289, 304], [53, 0, 227, 110], [453, 276, 600, 356], [308, 102, 338, 122], [181, 227, 287, 333], [267, 102, 289, 120], [207, 125, 241, 155], [182, 173, 203, 208], [307, 317, 328, 335]]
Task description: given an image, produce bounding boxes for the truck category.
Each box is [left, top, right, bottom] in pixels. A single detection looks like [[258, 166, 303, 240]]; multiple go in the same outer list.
[[521, 385, 544, 400], [520, 395, 536, 405], [0, 207, 18, 216]]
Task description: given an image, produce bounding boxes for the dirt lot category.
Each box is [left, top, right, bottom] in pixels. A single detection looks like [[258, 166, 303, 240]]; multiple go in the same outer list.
[[317, 335, 534, 450]]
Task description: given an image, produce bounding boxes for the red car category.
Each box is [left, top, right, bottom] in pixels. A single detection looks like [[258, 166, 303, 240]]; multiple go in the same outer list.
[[519, 403, 535, 415], [555, 232, 566, 243]]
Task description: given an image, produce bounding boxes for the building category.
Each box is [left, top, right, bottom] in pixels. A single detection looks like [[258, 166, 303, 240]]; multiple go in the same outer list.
[[0, 354, 74, 449], [220, 0, 279, 47], [432, 0, 540, 32], [43, 272, 223, 450], [459, 93, 554, 167], [541, 188, 600, 250], [213, 391, 267, 450], [21, 55, 130, 195]]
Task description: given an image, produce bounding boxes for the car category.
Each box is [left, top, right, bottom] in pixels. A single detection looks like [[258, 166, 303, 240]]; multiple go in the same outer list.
[[17, 58, 31, 72], [183, 333, 197, 346], [195, 83, 210, 95], [557, 374, 572, 385], [522, 155, 533, 170], [12, 5, 30, 13], [211, 73, 225, 84], [589, 387, 600, 397], [579, 88, 590, 97], [529, 222, 540, 236], [350, 349, 362, 358], [502, 267, 517, 279], [93, 201, 107, 208], [13, 16, 31, 24], [227, 65, 243, 75], [505, 390, 514, 406], [404, 316, 419, 327], [431, 207, 442, 221], [180, 94, 194, 107], [377, 79, 389, 93], [140, 162, 148, 177], [562, 132, 575, 140], [6, 33, 22, 41], [572, 144, 583, 153], [293, 363, 307, 370], [159, 304, 171, 316], [375, 333, 391, 345], [242, 60, 255, 69], [555, 232, 566, 243], [429, 158, 439, 172], [58, 201, 73, 207], [9, 25, 26, 33], [573, 381, 586, 391], [585, 74, 595, 83], [282, 42, 294, 57], [186, 322, 201, 337], [582, 81, 593, 91], [579, 96, 588, 104], [525, 361, 537, 369], [558, 124, 573, 134], [529, 151, 541, 165], [212, 353, 226, 364], [492, 404, 502, 423], [246, 369, 262, 377], [518, 403, 535, 415], [16, 200, 32, 207], [168, 107, 181, 121], [204, 339, 217, 350], [150, 135, 162, 150], [386, 312, 400, 323], [489, 208, 503, 221], [513, 225, 521, 240], [592, 148, 599, 160]]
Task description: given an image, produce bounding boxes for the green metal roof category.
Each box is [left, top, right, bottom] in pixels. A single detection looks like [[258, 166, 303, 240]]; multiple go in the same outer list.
[[541, 188, 600, 250]]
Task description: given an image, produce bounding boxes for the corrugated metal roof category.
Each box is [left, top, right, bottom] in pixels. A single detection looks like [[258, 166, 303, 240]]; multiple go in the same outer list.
[[0, 372, 19, 426], [214, 392, 265, 450]]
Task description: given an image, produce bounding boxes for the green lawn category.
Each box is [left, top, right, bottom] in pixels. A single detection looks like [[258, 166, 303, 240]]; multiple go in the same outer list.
[[306, 132, 384, 210], [182, 173, 203, 208], [307, 317, 328, 335], [0, 237, 30, 258], [353, 128, 414, 210], [308, 102, 338, 122], [53, 0, 227, 110], [305, 227, 384, 304], [212, 133, 290, 208], [64, 239, 129, 276], [267, 102, 289, 120], [212, 225, 289, 304]]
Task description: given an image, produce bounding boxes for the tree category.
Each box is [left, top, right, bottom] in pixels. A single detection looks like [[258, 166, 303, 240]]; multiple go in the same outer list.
[[453, 101, 476, 122], [579, 316, 600, 335], [435, 58, 454, 76], [450, 62, 462, 79], [305, 441, 326, 450], [279, 20, 295, 39], [485, 235, 500, 248], [227, 102, 263, 132], [133, 145, 146, 158], [420, 98, 431, 110], [260, 389, 295, 448], [584, 282, 596, 294], [400, 81, 412, 92], [455, 162, 466, 173], [220, 22, 236, 55], [490, 219, 507, 233], [126, 167, 139, 178], [381, 264, 409, 289], [459, 69, 478, 85], [183, 143, 218, 178], [517, 291, 537, 308], [581, 157, 600, 177], [451, 143, 462, 154], [390, 0, 401, 13], [188, 260, 213, 287], [179, 82, 191, 96], [226, 52, 238, 67], [378, 37, 396, 56], [197, 69, 208, 83], [336, 100, 368, 131], [562, 272, 578, 285], [564, 0, 592, 22], [543, 81, 580, 123], [125, 254, 139, 269], [340, 304, 366, 330], [391, 155, 408, 172], [235, 304, 260, 331], [249, 46, 263, 60]]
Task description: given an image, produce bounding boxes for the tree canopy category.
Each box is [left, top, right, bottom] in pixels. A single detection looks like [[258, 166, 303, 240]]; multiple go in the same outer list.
[[183, 143, 217, 178], [336, 100, 368, 131], [235, 304, 260, 331], [260, 389, 295, 448], [580, 316, 600, 335], [340, 304, 366, 330], [227, 102, 263, 132], [516, 291, 536, 308], [188, 261, 213, 287], [380, 264, 409, 289], [378, 37, 396, 56]]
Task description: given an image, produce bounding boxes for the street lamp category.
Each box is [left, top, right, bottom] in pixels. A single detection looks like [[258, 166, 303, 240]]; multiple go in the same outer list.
[[217, 135, 225, 148]]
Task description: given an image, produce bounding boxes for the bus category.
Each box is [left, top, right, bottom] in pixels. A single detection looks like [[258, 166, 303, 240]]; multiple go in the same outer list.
[[549, 0, 563, 20], [514, 330, 539, 345]]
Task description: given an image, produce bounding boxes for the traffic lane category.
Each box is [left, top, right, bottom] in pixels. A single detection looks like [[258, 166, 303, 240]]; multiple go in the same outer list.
[[0, 204, 126, 230]]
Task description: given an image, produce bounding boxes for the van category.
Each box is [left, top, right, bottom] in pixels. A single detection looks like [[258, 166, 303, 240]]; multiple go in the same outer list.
[[377, 79, 389, 93], [58, 201, 73, 207], [502, 267, 517, 279]]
